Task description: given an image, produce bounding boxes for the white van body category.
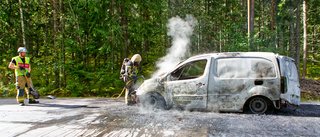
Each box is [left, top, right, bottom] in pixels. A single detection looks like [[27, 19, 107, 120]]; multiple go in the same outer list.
[[137, 52, 300, 113]]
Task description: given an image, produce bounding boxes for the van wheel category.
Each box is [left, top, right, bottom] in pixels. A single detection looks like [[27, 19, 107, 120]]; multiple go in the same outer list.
[[249, 97, 268, 114], [142, 92, 166, 110]]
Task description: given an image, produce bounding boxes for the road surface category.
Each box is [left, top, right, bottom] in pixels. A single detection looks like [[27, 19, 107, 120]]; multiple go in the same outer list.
[[0, 98, 320, 136]]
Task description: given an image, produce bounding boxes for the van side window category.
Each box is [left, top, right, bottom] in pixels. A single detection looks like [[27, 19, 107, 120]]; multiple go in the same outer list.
[[216, 58, 276, 78], [171, 60, 207, 81]]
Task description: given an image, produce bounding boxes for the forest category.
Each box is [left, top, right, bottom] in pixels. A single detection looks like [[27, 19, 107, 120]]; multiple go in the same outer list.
[[0, 0, 319, 98]]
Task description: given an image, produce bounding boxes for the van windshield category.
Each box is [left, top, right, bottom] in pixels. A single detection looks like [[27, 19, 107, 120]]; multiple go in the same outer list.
[[171, 59, 207, 80], [216, 58, 276, 78]]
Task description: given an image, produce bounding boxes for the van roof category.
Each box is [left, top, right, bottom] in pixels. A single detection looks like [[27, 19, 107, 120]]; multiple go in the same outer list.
[[186, 52, 276, 61]]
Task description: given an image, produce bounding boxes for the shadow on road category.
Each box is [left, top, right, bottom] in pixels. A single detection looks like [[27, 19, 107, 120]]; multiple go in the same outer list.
[[34, 103, 89, 109], [0, 99, 100, 108], [272, 103, 320, 118]]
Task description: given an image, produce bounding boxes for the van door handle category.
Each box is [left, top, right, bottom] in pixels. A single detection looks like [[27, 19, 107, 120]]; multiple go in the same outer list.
[[254, 80, 263, 85]]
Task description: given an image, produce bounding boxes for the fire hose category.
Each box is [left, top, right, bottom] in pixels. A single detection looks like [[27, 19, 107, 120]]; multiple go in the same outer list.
[[112, 79, 133, 100], [112, 76, 145, 100], [111, 87, 126, 100]]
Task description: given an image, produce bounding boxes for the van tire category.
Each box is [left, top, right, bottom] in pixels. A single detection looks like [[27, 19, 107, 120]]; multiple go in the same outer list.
[[249, 97, 268, 114], [142, 92, 166, 110]]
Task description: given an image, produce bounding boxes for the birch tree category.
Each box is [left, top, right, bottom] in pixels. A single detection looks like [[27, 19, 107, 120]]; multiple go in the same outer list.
[[18, 0, 26, 48], [302, 0, 307, 77]]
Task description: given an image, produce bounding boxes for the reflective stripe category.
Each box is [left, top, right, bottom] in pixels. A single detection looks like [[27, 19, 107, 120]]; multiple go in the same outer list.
[[13, 56, 30, 76], [29, 96, 34, 100], [18, 99, 24, 103], [128, 66, 138, 78]]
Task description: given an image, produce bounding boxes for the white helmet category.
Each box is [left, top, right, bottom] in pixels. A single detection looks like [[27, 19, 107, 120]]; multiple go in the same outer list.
[[17, 47, 27, 53], [131, 54, 142, 63]]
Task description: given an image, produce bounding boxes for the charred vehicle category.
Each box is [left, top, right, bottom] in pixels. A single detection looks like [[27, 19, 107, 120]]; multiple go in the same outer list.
[[137, 52, 300, 114]]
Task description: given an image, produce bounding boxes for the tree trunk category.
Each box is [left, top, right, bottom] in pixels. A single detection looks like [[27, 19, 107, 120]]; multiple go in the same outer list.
[[120, 1, 129, 57], [171, 0, 175, 17], [251, 0, 254, 50], [248, 0, 250, 49], [271, 0, 274, 32], [295, 0, 301, 76], [275, 0, 280, 48], [312, 26, 315, 66], [45, 0, 49, 86], [53, 0, 60, 89], [60, 0, 66, 87], [248, 0, 254, 50], [143, 5, 149, 60], [302, 0, 307, 78], [258, 0, 261, 50], [290, 7, 295, 59], [111, 0, 114, 73], [242, 0, 246, 37], [18, 0, 26, 48]]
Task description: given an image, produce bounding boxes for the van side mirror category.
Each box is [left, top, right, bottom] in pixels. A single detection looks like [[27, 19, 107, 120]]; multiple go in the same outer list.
[[158, 77, 165, 86]]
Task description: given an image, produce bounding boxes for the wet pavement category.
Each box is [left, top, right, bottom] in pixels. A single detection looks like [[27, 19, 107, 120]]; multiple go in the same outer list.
[[0, 98, 320, 136]]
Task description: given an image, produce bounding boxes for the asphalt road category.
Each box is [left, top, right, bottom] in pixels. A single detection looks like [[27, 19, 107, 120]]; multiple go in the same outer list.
[[0, 98, 320, 137]]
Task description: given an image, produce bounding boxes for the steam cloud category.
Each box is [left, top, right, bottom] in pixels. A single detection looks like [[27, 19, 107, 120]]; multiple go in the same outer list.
[[152, 15, 198, 78]]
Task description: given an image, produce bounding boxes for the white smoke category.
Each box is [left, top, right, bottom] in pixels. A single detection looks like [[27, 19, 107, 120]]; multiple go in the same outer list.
[[152, 15, 198, 78]]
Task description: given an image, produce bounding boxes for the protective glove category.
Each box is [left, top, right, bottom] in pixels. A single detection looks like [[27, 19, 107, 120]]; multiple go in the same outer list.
[[19, 67, 25, 70], [131, 75, 137, 81], [120, 70, 125, 75], [26, 72, 31, 78]]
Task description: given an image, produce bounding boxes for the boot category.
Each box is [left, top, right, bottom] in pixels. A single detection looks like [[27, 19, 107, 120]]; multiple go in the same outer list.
[[29, 99, 39, 104], [19, 102, 25, 106]]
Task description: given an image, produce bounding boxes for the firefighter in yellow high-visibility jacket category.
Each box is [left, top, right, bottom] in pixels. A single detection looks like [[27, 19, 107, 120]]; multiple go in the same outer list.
[[124, 54, 142, 105], [8, 47, 39, 106]]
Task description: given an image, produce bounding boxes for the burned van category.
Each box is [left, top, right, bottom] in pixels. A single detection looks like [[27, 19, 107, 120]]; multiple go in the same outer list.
[[137, 52, 300, 114]]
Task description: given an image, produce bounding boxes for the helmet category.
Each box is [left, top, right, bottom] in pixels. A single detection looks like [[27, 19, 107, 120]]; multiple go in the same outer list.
[[124, 58, 130, 62], [131, 54, 142, 63], [17, 47, 27, 53]]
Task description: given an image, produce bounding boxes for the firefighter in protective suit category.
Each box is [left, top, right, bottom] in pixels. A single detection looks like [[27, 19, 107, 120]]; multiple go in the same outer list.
[[8, 47, 39, 106], [123, 54, 142, 105]]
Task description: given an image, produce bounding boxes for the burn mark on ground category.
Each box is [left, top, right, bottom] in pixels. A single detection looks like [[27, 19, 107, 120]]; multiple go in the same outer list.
[[2, 99, 320, 136]]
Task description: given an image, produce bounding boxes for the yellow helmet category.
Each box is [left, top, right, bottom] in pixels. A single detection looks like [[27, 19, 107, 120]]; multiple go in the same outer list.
[[131, 54, 142, 63]]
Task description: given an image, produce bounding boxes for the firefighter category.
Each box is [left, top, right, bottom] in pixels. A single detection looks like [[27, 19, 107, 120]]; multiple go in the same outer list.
[[8, 47, 39, 106], [124, 54, 142, 105]]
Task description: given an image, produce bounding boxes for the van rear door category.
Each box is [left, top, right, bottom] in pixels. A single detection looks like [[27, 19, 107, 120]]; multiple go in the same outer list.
[[278, 56, 300, 105]]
